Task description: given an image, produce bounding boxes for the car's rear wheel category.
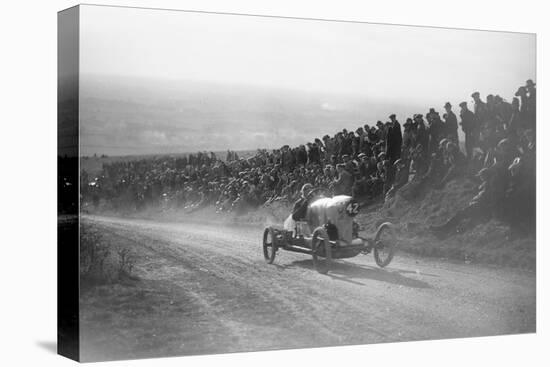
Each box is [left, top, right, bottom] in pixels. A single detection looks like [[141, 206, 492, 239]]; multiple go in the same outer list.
[[263, 227, 277, 264], [374, 222, 396, 267], [312, 227, 332, 274]]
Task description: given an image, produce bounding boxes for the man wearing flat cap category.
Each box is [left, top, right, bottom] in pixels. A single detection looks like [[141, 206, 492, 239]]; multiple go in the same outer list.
[[459, 101, 476, 160], [444, 102, 459, 146], [471, 91, 488, 127]]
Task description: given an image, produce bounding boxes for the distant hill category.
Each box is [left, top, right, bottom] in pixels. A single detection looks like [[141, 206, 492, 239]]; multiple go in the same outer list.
[[79, 75, 427, 157]]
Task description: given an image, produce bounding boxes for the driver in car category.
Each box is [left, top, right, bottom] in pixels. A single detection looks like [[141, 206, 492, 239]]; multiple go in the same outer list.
[[292, 183, 314, 221]]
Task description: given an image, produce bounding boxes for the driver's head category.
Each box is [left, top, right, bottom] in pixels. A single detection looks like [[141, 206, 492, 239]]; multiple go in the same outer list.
[[301, 183, 313, 198]]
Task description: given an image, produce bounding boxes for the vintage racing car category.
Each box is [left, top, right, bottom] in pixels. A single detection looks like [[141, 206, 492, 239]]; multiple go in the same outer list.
[[262, 192, 396, 274]]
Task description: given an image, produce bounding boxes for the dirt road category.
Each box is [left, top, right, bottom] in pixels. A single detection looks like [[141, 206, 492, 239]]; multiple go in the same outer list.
[[80, 215, 536, 361]]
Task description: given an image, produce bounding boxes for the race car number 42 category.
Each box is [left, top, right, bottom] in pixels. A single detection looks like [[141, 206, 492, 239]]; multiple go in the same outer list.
[[346, 202, 359, 216]]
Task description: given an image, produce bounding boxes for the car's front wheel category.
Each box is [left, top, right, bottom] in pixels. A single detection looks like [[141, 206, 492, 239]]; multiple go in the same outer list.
[[373, 222, 396, 267], [263, 227, 277, 264]]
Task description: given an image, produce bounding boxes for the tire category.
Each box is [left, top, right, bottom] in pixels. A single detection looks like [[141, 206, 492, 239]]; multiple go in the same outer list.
[[374, 222, 396, 268], [262, 227, 277, 264], [312, 227, 332, 274]]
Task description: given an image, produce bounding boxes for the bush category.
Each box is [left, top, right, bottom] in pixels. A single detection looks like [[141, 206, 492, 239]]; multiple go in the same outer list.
[[80, 225, 111, 283], [116, 248, 136, 277], [80, 224, 137, 287]]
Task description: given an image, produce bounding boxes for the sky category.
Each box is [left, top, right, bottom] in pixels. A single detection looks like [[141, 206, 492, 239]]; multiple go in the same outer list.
[[78, 4, 536, 156]]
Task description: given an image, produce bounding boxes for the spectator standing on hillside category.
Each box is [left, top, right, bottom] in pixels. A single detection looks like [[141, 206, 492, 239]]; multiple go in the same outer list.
[[376, 121, 386, 142], [525, 79, 536, 100], [524, 79, 536, 128], [459, 101, 476, 160], [507, 97, 522, 140], [322, 135, 334, 159], [296, 145, 307, 166], [401, 118, 415, 156], [356, 127, 366, 155], [486, 94, 496, 121], [444, 102, 459, 145], [493, 95, 512, 128], [385, 114, 402, 164], [307, 142, 321, 166], [472, 91, 488, 130], [354, 131, 361, 157], [427, 108, 444, 154], [413, 114, 429, 160], [281, 145, 292, 170], [340, 131, 353, 156], [515, 86, 529, 122]]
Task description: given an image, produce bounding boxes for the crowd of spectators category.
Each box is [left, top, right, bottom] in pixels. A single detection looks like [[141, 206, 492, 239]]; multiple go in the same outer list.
[[82, 80, 536, 233]]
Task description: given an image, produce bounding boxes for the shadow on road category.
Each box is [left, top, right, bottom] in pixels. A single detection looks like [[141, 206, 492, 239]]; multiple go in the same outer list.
[[391, 268, 439, 278], [287, 259, 432, 289]]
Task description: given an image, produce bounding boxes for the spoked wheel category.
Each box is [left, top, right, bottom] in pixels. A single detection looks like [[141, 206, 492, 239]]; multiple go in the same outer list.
[[374, 222, 396, 268], [262, 227, 277, 264], [312, 227, 332, 274]]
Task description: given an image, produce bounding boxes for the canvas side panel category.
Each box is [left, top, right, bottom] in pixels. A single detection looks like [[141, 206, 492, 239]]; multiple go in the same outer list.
[[57, 5, 80, 362]]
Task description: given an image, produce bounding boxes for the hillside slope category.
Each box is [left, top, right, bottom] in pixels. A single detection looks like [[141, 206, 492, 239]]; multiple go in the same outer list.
[[357, 178, 535, 268]]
